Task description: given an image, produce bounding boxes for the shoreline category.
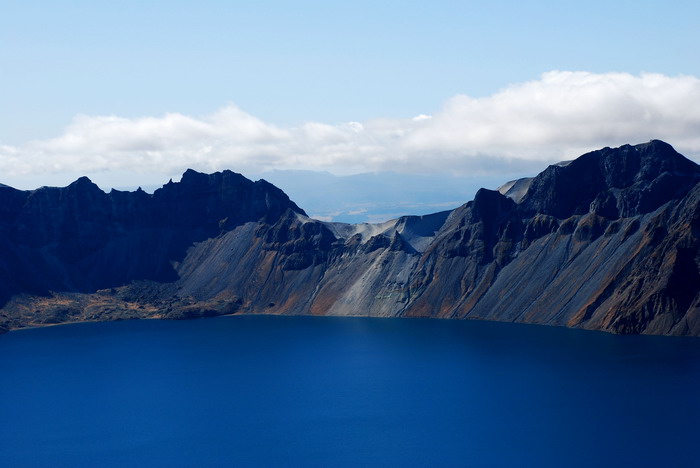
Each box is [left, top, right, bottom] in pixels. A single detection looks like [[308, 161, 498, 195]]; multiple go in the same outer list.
[[3, 310, 698, 340]]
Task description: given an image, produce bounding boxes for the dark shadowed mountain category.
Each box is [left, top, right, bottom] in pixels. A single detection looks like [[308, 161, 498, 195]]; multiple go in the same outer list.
[[1, 140, 699, 336]]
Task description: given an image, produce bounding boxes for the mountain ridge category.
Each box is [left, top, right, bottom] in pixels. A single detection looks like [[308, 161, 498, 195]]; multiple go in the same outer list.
[[2, 140, 699, 336]]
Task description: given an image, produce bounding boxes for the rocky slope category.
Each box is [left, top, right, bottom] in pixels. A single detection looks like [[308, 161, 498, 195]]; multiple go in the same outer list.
[[1, 140, 699, 336]]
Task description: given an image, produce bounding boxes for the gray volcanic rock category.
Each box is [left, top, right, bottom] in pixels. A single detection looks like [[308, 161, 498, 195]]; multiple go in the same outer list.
[[1, 140, 700, 337]]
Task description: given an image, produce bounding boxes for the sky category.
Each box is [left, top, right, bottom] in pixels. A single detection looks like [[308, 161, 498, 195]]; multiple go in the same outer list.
[[1, 0, 699, 191]]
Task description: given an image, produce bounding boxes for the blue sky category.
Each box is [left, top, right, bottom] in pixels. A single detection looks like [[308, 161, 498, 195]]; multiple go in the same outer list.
[[0, 0, 699, 190]]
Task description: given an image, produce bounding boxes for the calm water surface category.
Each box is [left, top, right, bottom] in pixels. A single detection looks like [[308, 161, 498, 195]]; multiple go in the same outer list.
[[1, 315, 699, 467]]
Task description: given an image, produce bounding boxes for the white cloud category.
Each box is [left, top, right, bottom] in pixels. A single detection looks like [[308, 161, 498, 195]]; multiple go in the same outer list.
[[348, 208, 368, 215], [2, 71, 700, 187]]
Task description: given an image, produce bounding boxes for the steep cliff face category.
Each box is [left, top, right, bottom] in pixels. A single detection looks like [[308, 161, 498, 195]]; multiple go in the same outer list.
[[0, 170, 303, 306], [404, 140, 700, 336], [1, 140, 699, 336]]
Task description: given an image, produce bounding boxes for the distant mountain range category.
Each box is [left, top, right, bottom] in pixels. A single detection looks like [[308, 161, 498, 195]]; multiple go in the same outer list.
[[246, 170, 514, 223], [1, 140, 699, 336]]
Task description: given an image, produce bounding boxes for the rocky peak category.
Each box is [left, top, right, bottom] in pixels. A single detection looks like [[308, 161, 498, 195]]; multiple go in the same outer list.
[[519, 140, 700, 219], [470, 188, 517, 224], [149, 169, 306, 231], [69, 175, 99, 188]]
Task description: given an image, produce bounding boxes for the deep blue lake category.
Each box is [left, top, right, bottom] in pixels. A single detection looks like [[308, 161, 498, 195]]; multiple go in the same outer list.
[[1, 315, 699, 467]]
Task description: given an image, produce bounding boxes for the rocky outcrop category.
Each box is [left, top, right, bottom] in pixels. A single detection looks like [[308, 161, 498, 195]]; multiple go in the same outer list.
[[1, 140, 699, 336]]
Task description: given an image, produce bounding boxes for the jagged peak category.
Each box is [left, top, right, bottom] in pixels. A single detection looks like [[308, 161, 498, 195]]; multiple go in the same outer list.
[[181, 168, 247, 181], [71, 175, 95, 185], [472, 188, 514, 211], [155, 168, 252, 195], [635, 139, 679, 153], [67, 176, 105, 194], [579, 140, 697, 176], [519, 140, 700, 219], [178, 168, 211, 185], [181, 168, 201, 178]]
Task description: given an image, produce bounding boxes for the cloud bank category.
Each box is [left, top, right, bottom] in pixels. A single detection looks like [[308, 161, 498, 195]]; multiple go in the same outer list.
[[2, 71, 700, 184]]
